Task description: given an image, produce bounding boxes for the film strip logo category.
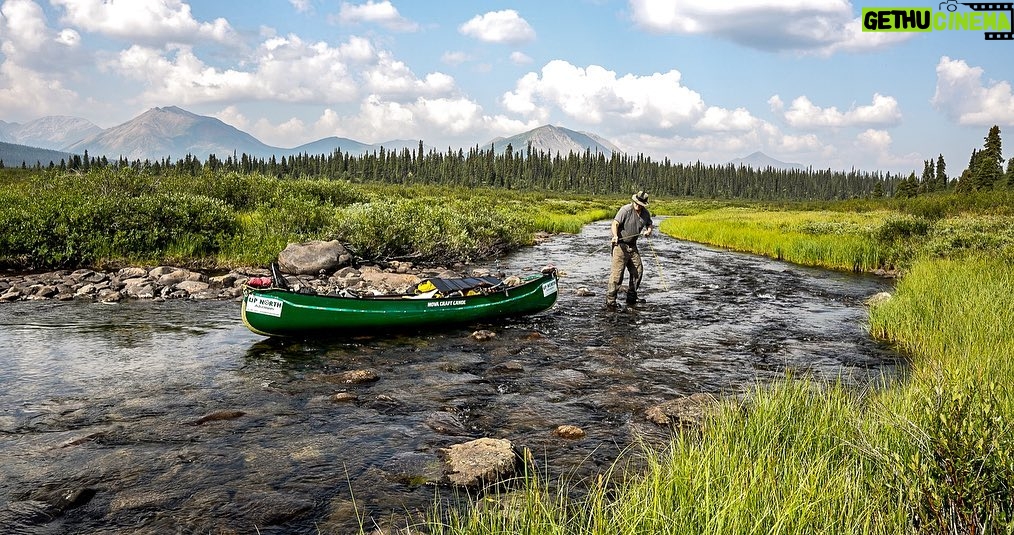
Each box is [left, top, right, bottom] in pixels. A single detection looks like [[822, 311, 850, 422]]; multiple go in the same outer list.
[[952, 1, 1014, 39]]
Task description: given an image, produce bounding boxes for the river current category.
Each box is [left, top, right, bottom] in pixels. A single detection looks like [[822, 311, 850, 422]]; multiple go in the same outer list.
[[0, 220, 901, 533]]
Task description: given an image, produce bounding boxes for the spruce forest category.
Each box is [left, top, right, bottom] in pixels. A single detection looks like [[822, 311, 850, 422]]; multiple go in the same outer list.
[[7, 125, 1014, 201], [8, 141, 904, 201]]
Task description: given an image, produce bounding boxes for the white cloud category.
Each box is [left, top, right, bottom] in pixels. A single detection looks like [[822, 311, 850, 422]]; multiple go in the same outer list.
[[336, 1, 418, 32], [931, 56, 1014, 126], [51, 0, 237, 44], [815, 15, 913, 55], [510, 51, 533, 65], [361, 52, 455, 99], [0, 0, 86, 119], [1, 0, 81, 68], [628, 0, 908, 54], [460, 10, 536, 44], [695, 106, 760, 132], [0, 60, 80, 119], [768, 94, 784, 112], [856, 128, 891, 151], [442, 51, 470, 65], [854, 128, 922, 170], [610, 125, 828, 167], [106, 34, 456, 107], [212, 105, 250, 131], [782, 93, 902, 128], [502, 60, 706, 132], [290, 0, 311, 13]]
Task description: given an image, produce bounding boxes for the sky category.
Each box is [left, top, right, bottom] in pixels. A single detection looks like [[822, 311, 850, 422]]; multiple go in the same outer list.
[[1, 0, 1012, 175]]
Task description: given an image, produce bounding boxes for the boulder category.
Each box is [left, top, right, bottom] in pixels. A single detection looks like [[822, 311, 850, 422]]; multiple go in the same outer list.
[[278, 240, 350, 275], [117, 267, 148, 279], [441, 437, 517, 487], [122, 278, 154, 298], [148, 266, 176, 279], [175, 280, 210, 295], [552, 425, 586, 439], [645, 393, 721, 428], [865, 292, 892, 306], [157, 269, 190, 287]]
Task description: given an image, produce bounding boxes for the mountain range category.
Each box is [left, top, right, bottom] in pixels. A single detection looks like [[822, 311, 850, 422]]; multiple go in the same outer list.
[[0, 106, 800, 171]]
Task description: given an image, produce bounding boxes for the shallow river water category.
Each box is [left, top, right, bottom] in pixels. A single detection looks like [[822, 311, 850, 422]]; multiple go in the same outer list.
[[0, 220, 901, 534]]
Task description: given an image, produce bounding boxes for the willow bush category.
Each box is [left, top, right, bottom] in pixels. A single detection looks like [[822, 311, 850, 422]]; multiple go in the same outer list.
[[0, 184, 236, 268]]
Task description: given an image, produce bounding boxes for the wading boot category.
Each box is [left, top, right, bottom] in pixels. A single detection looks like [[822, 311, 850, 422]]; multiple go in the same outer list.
[[625, 291, 644, 305]]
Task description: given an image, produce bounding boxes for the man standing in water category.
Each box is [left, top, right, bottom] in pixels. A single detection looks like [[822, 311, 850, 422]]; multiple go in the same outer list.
[[606, 190, 653, 310]]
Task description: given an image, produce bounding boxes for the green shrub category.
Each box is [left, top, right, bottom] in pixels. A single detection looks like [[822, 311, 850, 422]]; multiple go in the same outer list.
[[874, 216, 931, 243], [892, 380, 1014, 534], [0, 185, 236, 268]]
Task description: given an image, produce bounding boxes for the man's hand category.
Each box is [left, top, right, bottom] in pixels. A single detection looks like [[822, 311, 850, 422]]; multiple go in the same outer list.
[[642, 228, 652, 237], [611, 236, 618, 246]]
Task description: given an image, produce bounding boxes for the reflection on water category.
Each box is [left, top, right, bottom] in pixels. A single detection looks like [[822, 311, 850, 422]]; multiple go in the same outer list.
[[0, 221, 902, 533]]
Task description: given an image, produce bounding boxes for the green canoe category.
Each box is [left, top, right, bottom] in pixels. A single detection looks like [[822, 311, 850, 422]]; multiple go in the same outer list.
[[241, 268, 560, 337]]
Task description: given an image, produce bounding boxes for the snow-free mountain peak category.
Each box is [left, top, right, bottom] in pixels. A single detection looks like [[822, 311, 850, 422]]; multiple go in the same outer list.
[[488, 124, 621, 156]]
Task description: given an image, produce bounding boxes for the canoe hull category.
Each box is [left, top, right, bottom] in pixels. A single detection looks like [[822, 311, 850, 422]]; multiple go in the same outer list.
[[241, 272, 559, 337]]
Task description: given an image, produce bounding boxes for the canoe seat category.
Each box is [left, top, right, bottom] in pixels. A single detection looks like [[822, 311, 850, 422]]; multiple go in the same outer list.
[[415, 276, 503, 297]]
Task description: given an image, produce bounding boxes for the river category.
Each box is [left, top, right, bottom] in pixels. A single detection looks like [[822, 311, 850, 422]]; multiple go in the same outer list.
[[0, 220, 901, 534]]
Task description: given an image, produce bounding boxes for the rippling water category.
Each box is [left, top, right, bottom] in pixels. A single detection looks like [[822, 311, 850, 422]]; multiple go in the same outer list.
[[0, 221, 901, 533]]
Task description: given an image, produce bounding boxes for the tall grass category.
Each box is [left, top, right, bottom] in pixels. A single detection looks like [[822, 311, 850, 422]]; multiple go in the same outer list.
[[869, 257, 1014, 532], [660, 208, 890, 271]]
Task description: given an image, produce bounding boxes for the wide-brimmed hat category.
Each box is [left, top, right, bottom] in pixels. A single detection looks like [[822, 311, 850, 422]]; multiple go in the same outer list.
[[632, 191, 649, 207]]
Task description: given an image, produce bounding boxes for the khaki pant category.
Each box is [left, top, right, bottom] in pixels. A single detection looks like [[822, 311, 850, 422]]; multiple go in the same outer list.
[[606, 242, 643, 305]]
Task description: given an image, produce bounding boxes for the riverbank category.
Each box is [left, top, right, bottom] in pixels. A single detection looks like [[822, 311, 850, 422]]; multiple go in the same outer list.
[[0, 260, 494, 304]]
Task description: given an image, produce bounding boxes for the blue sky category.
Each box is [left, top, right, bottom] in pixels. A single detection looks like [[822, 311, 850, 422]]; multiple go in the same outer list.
[[1, 0, 1012, 174]]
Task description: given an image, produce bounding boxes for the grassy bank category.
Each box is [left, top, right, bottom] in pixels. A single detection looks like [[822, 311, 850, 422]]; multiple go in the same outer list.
[[659, 202, 1014, 273], [428, 201, 1013, 534]]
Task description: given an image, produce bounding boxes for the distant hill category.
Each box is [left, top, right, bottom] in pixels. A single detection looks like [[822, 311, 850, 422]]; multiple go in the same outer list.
[[10, 116, 102, 150], [284, 136, 371, 156], [0, 120, 13, 143], [487, 124, 620, 157], [729, 151, 805, 171], [0, 141, 75, 167], [65, 106, 280, 161]]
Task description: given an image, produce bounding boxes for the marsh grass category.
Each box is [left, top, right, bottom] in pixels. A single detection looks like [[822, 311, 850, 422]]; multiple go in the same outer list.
[[659, 208, 890, 272], [868, 257, 1014, 533], [659, 204, 1014, 273]]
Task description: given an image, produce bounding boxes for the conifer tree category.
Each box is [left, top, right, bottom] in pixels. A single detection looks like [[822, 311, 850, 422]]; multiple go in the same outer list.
[[935, 153, 947, 190], [973, 125, 1003, 190], [920, 159, 935, 193]]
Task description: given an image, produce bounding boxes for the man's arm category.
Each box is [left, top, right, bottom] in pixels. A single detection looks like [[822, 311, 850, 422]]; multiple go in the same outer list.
[[611, 219, 620, 245]]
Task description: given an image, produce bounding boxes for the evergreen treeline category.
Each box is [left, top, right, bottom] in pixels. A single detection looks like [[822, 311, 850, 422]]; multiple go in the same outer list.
[[7, 125, 1013, 201], [6, 143, 903, 202], [895, 124, 1014, 198]]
